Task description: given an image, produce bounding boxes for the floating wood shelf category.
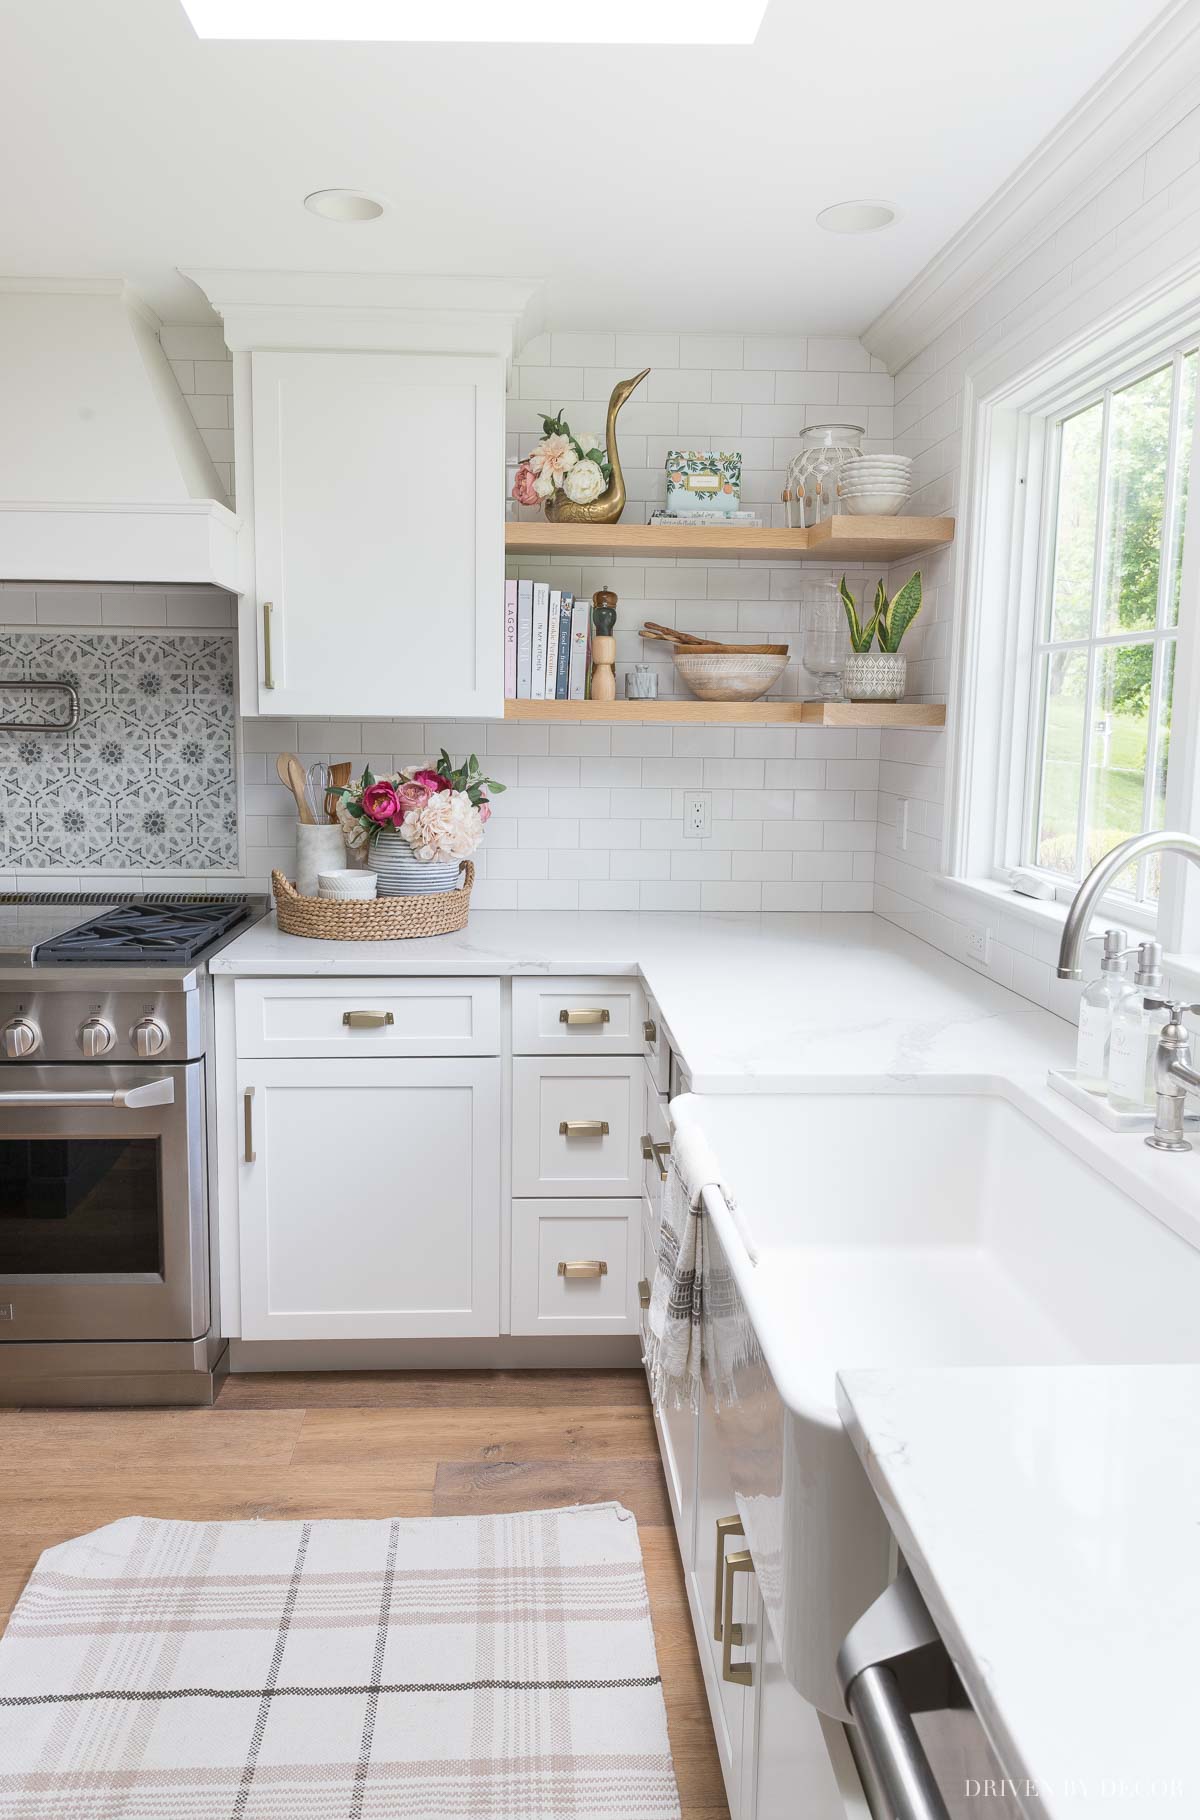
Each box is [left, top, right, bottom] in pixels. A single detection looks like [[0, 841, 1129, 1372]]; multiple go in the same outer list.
[[504, 516, 954, 563], [503, 700, 946, 728]]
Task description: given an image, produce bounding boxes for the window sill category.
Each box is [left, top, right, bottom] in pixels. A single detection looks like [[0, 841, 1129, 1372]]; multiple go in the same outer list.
[[938, 873, 1142, 943]]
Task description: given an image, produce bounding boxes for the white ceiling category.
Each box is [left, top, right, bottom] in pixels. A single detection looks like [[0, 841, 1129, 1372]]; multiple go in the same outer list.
[[0, 0, 1173, 337]]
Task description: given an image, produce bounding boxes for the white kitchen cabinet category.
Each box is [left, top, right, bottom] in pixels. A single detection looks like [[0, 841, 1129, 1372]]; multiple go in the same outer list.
[[236, 1056, 500, 1340], [512, 1056, 641, 1197], [510, 1198, 639, 1336], [243, 348, 504, 719]]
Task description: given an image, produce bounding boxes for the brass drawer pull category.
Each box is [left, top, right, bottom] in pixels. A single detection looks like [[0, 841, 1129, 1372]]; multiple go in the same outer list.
[[342, 1010, 396, 1029], [559, 1118, 609, 1137], [243, 1086, 256, 1164], [558, 1259, 608, 1279], [638, 1277, 652, 1309], [713, 1514, 744, 1640], [641, 1133, 670, 1180], [643, 1018, 658, 1044], [262, 600, 275, 690], [559, 1007, 610, 1026], [722, 1548, 755, 1686]]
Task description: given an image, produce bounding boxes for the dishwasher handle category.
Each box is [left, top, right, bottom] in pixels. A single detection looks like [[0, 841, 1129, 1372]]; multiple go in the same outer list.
[[837, 1569, 952, 1820]]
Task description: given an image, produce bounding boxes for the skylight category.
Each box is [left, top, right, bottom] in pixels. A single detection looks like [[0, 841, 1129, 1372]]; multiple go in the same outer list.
[[179, 0, 768, 44]]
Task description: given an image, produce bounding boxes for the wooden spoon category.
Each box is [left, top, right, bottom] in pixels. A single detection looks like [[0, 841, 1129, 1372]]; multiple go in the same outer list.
[[674, 641, 789, 656], [276, 751, 315, 824], [325, 761, 353, 823]]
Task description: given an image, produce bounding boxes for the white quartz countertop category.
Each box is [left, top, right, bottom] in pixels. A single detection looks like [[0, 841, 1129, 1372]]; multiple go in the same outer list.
[[837, 1365, 1200, 1818], [214, 910, 1074, 1092]]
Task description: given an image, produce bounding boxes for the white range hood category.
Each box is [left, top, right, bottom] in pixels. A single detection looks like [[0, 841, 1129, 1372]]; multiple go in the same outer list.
[[0, 279, 240, 589]]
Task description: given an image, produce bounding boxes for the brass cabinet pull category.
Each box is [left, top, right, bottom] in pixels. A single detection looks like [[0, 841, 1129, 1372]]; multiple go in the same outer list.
[[557, 1259, 608, 1279], [342, 1010, 396, 1029], [643, 1018, 658, 1044], [713, 1514, 744, 1640], [243, 1086, 256, 1164], [722, 1549, 755, 1686], [641, 1134, 670, 1181], [262, 600, 275, 690], [638, 1277, 652, 1309], [559, 1118, 609, 1137], [559, 1007, 610, 1026]]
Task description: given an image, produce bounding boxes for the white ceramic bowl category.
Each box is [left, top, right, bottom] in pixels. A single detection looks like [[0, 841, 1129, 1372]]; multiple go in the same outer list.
[[317, 869, 378, 900], [673, 650, 789, 702], [841, 491, 909, 516]]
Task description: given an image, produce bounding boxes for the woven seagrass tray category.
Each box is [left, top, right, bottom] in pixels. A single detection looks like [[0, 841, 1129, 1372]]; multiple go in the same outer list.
[[271, 862, 474, 940]]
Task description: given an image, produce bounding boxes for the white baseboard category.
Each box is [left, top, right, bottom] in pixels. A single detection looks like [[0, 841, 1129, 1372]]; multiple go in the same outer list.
[[228, 1335, 643, 1373]]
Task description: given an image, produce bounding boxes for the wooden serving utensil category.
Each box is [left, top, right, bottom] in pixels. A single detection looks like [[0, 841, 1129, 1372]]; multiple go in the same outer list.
[[276, 751, 316, 824], [641, 621, 710, 645], [674, 641, 789, 656], [325, 762, 352, 823], [640, 622, 787, 655]]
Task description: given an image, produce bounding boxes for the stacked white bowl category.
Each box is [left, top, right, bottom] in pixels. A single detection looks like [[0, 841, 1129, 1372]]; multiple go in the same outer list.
[[317, 869, 378, 900], [837, 454, 913, 516]]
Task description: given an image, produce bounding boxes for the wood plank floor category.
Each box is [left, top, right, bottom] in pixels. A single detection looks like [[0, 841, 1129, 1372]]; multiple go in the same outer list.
[[0, 1368, 728, 1819]]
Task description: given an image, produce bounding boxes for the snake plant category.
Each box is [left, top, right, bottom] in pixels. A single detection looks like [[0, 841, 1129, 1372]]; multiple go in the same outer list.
[[839, 572, 923, 652]]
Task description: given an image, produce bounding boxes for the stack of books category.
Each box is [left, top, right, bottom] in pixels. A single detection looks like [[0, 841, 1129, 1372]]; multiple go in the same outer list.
[[649, 509, 763, 528], [504, 580, 590, 701]]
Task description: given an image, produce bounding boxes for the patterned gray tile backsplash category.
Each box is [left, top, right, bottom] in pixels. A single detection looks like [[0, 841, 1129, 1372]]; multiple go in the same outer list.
[[0, 632, 238, 871]]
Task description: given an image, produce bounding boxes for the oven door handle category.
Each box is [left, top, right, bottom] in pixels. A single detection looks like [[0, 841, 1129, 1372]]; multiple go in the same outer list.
[[0, 1078, 175, 1109]]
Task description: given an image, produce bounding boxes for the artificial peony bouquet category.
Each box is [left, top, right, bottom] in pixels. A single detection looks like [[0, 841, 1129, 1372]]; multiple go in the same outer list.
[[511, 411, 611, 508], [336, 750, 504, 861]]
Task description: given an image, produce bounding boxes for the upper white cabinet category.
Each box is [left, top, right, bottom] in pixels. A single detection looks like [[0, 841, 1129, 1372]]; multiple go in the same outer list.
[[186, 270, 540, 720]]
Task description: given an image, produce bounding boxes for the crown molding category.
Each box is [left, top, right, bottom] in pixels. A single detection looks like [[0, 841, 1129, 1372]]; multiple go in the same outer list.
[[864, 0, 1200, 373]]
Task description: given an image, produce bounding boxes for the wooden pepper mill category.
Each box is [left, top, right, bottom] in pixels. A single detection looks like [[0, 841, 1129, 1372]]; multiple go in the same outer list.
[[590, 589, 618, 703]]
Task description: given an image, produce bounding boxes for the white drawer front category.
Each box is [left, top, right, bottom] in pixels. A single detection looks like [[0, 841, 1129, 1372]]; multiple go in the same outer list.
[[234, 977, 501, 1057], [511, 1198, 639, 1334], [512, 976, 646, 1054], [642, 993, 672, 1093], [512, 1056, 641, 1196]]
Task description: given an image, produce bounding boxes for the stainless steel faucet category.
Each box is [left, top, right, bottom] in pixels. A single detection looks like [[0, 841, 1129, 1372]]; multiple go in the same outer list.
[[1142, 998, 1200, 1152], [1056, 831, 1200, 979]]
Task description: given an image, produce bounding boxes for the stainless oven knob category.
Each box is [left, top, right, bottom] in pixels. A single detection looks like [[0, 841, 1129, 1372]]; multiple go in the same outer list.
[[2, 1018, 39, 1058], [131, 1017, 168, 1058], [79, 1017, 116, 1058]]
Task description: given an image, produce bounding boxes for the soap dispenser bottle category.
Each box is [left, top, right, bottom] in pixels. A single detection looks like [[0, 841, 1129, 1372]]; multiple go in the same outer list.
[[1074, 927, 1130, 1091], [1107, 939, 1167, 1111]]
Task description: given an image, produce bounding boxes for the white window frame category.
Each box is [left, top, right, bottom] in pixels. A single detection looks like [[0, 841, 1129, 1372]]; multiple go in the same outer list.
[[948, 274, 1200, 958]]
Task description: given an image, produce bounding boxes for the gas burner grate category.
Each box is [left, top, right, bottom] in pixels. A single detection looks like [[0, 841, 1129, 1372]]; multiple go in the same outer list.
[[34, 900, 253, 964]]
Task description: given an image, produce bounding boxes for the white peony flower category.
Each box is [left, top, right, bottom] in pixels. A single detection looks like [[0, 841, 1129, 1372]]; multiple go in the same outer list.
[[575, 432, 604, 458], [533, 465, 556, 499], [401, 789, 485, 862], [563, 458, 606, 504]]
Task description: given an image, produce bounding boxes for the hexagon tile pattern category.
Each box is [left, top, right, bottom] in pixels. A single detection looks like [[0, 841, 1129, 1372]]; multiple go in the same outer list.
[[0, 633, 238, 871]]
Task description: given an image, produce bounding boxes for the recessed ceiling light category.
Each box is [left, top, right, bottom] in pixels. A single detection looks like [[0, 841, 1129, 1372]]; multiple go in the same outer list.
[[304, 189, 385, 221], [816, 201, 897, 235], [180, 0, 768, 43]]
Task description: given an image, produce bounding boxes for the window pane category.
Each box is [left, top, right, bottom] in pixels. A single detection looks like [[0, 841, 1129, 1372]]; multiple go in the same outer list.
[[1034, 650, 1089, 877], [1101, 363, 1173, 636], [1144, 640, 1176, 903], [1169, 351, 1196, 626], [1087, 644, 1152, 876], [1049, 402, 1102, 640]]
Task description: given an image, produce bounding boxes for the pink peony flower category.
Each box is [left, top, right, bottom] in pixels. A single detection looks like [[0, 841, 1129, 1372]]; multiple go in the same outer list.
[[511, 460, 541, 508], [361, 781, 404, 827], [412, 768, 451, 795], [395, 781, 431, 815], [479, 799, 492, 823]]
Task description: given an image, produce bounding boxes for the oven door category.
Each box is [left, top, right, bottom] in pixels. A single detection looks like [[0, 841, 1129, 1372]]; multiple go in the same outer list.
[[0, 1064, 207, 1342]]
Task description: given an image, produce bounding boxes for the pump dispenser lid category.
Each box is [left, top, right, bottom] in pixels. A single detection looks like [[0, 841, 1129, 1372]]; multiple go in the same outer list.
[[1100, 927, 1130, 973], [1134, 938, 1164, 989]]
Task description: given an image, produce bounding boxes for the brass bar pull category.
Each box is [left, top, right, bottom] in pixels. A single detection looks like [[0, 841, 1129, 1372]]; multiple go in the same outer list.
[[559, 1118, 609, 1137], [641, 1134, 670, 1181], [342, 1010, 396, 1029], [713, 1515, 744, 1640], [722, 1549, 754, 1686], [643, 1018, 658, 1044], [559, 1007, 610, 1026], [638, 1277, 652, 1309], [243, 1086, 256, 1164], [262, 601, 274, 690], [557, 1259, 608, 1279]]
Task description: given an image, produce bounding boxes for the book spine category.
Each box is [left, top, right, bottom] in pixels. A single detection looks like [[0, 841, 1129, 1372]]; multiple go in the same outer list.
[[546, 590, 561, 699], [531, 583, 550, 699], [567, 598, 589, 700], [516, 580, 534, 698], [555, 592, 573, 698], [503, 580, 518, 700]]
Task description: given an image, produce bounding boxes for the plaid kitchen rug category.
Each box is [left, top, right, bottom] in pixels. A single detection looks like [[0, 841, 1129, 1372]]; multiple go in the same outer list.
[[0, 1503, 680, 1819]]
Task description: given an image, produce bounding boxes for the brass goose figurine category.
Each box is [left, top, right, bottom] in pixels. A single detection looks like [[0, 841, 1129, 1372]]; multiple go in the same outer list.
[[544, 367, 650, 524]]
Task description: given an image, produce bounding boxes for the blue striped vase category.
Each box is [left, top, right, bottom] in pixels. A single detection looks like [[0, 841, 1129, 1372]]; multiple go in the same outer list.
[[368, 830, 463, 897]]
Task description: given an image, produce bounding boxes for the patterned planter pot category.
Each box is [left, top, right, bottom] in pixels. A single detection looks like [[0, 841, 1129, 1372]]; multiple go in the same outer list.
[[843, 653, 907, 702], [368, 830, 463, 897]]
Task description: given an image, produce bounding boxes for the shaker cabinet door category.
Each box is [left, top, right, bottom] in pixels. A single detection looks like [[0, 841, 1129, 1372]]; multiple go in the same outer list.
[[236, 1057, 500, 1339], [245, 348, 504, 718]]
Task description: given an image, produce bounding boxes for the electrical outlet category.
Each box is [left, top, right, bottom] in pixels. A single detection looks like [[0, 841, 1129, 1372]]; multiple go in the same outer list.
[[683, 792, 711, 839], [964, 926, 992, 966]]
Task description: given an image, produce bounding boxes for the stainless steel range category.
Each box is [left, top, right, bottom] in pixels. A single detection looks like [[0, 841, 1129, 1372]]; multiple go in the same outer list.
[[0, 893, 267, 1406]]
